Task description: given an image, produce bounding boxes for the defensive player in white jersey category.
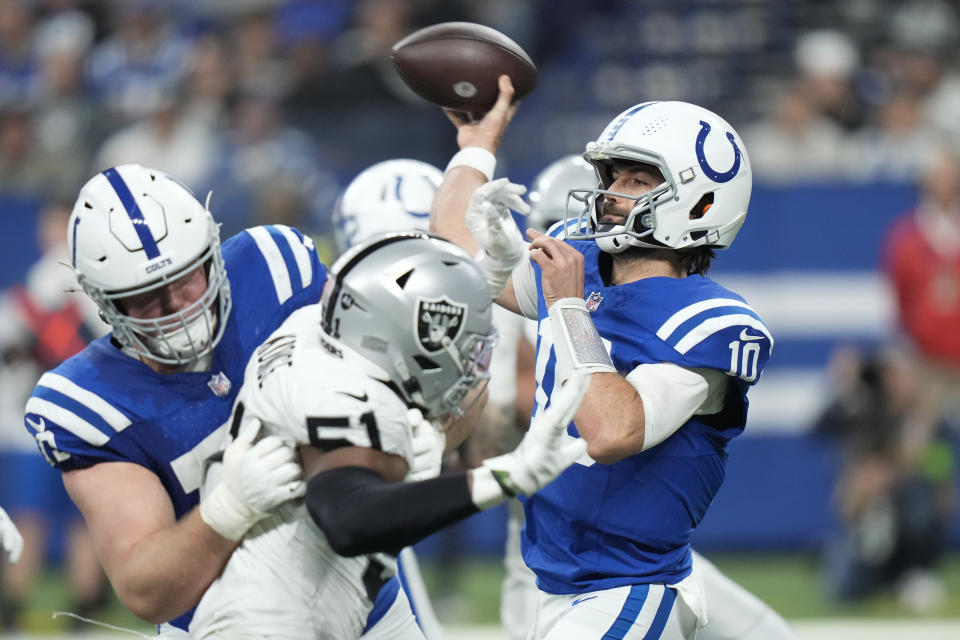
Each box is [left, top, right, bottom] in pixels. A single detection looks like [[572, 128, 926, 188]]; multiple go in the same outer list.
[[21, 164, 420, 637], [332, 158, 448, 640], [432, 77, 776, 639], [493, 154, 797, 640], [190, 232, 590, 639]]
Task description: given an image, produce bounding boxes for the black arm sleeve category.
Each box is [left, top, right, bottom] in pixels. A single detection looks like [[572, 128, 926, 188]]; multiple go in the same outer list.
[[306, 466, 480, 557]]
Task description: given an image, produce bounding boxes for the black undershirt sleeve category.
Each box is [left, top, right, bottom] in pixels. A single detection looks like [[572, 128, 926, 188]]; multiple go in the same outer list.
[[306, 466, 480, 557]]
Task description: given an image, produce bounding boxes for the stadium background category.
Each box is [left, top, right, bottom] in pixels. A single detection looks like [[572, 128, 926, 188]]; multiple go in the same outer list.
[[1, 0, 959, 637]]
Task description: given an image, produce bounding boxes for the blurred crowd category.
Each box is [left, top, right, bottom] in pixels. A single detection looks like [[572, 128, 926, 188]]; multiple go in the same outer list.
[[2, 0, 960, 631]]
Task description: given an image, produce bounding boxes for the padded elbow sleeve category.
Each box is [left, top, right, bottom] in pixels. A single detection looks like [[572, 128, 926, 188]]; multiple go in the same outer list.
[[306, 466, 479, 557]]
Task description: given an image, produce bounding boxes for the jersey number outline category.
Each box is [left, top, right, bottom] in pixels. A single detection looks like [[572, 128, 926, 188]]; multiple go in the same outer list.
[[727, 340, 760, 382]]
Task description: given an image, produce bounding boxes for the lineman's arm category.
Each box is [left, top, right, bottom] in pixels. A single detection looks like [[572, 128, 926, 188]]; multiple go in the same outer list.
[[64, 463, 239, 623], [62, 420, 304, 624]]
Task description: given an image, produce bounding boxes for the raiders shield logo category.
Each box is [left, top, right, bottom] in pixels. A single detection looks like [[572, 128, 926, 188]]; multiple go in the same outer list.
[[416, 296, 466, 352]]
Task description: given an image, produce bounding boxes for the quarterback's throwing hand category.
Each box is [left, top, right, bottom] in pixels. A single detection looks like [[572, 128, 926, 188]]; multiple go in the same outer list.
[[0, 506, 23, 564], [466, 177, 531, 296], [479, 371, 589, 500], [200, 416, 306, 540]]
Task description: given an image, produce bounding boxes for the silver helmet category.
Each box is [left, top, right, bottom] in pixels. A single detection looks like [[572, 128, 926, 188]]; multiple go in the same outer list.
[[321, 231, 497, 418], [527, 154, 598, 233]]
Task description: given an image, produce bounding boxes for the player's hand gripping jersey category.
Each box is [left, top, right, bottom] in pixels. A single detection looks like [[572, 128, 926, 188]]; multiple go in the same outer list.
[[191, 305, 417, 640], [522, 229, 773, 594]]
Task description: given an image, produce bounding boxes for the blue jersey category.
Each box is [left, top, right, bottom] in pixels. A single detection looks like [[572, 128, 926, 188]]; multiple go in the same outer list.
[[522, 237, 773, 594], [22, 224, 325, 631]]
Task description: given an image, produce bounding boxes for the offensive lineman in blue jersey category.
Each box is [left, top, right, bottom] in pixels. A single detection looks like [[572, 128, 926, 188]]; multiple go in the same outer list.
[[432, 78, 775, 639], [19, 164, 418, 638]]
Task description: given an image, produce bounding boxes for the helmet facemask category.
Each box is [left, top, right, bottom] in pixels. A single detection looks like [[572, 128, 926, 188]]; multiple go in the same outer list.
[[80, 218, 232, 368]]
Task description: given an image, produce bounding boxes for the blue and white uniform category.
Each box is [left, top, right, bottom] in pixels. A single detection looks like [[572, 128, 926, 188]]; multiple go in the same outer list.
[[22, 225, 326, 634], [516, 230, 772, 639]]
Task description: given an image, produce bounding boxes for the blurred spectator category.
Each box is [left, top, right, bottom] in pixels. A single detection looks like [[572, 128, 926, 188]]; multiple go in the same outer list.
[[0, 201, 109, 631], [883, 147, 960, 457], [228, 5, 292, 99], [0, 0, 39, 108], [323, 0, 425, 107], [86, 0, 192, 124], [31, 7, 95, 190], [92, 87, 217, 190], [816, 346, 955, 612], [200, 92, 338, 237], [845, 91, 940, 182], [793, 29, 867, 132], [0, 106, 69, 198], [743, 81, 849, 182]]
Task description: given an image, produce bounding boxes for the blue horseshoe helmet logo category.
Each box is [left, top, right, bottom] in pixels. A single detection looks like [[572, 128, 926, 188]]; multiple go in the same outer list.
[[695, 120, 741, 183]]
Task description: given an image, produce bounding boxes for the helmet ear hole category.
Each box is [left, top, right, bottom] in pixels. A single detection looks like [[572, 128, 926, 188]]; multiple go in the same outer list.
[[689, 192, 715, 220], [413, 355, 440, 370]]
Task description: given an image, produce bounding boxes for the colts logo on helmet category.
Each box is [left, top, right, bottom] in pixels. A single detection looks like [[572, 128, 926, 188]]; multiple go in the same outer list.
[[695, 120, 741, 183], [416, 297, 465, 353]]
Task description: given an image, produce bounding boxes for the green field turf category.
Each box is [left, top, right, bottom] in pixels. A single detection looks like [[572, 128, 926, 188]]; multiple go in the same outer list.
[[5, 551, 960, 634]]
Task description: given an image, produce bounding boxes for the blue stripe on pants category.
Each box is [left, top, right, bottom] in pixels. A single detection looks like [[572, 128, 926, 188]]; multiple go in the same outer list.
[[642, 587, 677, 640], [601, 584, 649, 640]]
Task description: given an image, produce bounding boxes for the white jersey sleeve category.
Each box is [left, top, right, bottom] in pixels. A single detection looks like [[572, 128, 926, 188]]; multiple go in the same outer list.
[[237, 308, 416, 468]]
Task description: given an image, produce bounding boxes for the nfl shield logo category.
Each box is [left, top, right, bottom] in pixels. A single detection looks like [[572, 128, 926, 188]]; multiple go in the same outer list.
[[586, 291, 604, 311], [416, 296, 466, 352], [207, 371, 232, 397]]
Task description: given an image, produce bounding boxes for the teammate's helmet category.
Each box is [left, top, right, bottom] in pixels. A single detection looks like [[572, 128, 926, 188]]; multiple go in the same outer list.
[[565, 101, 752, 254], [321, 232, 496, 419], [68, 164, 231, 367], [332, 159, 443, 254], [527, 154, 597, 233]]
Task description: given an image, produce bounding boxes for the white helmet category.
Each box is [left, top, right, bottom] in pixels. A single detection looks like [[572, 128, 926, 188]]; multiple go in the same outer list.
[[527, 154, 597, 233], [321, 231, 496, 419], [68, 164, 231, 367], [566, 101, 752, 254], [332, 159, 443, 253]]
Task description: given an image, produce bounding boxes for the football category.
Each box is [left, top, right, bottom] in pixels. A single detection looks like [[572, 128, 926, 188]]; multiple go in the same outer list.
[[391, 22, 538, 119]]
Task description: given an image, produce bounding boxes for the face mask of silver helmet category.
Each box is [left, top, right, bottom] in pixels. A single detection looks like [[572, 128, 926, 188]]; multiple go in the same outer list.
[[331, 159, 443, 254], [321, 232, 497, 419], [563, 100, 753, 254], [68, 164, 232, 367]]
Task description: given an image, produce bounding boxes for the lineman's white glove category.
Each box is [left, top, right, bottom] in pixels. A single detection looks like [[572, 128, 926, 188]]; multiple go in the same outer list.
[[406, 409, 446, 482], [469, 371, 590, 509], [466, 178, 531, 297], [0, 506, 23, 564], [200, 417, 305, 540]]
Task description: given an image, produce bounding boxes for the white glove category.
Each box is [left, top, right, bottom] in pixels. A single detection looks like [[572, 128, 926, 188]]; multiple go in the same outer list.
[[406, 408, 446, 482], [470, 371, 590, 509], [0, 506, 23, 564], [199, 416, 305, 540], [465, 178, 531, 297]]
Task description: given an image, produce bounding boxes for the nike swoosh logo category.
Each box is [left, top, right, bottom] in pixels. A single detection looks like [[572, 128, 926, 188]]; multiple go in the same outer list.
[[571, 595, 598, 607], [25, 415, 46, 432], [739, 328, 764, 342], [340, 391, 369, 402]]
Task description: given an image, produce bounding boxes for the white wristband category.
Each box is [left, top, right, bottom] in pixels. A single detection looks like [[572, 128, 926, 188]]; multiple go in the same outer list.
[[469, 467, 508, 510], [446, 147, 496, 181], [548, 297, 616, 385]]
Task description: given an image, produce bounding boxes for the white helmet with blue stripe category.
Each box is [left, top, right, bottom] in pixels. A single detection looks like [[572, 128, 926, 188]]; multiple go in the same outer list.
[[566, 101, 752, 254], [332, 159, 442, 253], [68, 164, 231, 367]]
